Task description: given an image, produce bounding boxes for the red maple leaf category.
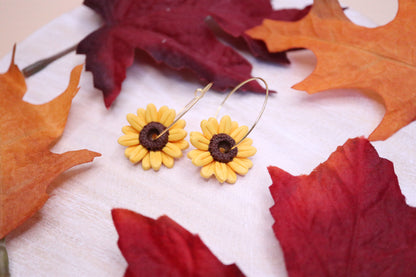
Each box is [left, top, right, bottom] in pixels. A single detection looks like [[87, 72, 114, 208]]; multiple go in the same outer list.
[[77, 0, 310, 107], [268, 137, 416, 276], [112, 208, 245, 277]]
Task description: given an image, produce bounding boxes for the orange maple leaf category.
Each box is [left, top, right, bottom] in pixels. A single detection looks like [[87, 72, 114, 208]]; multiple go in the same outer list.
[[0, 47, 101, 238], [246, 0, 416, 141]]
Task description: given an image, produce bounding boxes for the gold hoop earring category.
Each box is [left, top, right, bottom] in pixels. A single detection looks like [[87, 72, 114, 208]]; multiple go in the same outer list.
[[118, 83, 212, 171], [188, 77, 269, 184]]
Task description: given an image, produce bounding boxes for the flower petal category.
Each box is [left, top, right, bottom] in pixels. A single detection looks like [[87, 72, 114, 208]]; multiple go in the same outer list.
[[118, 134, 139, 146], [239, 138, 253, 147], [124, 146, 136, 157], [157, 106, 169, 121], [200, 163, 215, 178], [122, 125, 138, 135], [190, 132, 210, 150], [127, 113, 145, 132], [160, 108, 176, 127], [171, 119, 186, 129], [230, 125, 249, 143], [201, 120, 214, 139], [173, 140, 189, 150], [219, 115, 232, 134], [129, 145, 148, 163], [226, 165, 237, 184], [150, 151, 162, 171], [207, 117, 219, 135], [163, 142, 182, 158], [187, 149, 205, 160], [145, 103, 158, 123], [230, 120, 239, 133], [136, 108, 146, 120], [214, 161, 228, 183], [162, 152, 174, 168], [193, 151, 214, 167], [236, 145, 257, 158], [141, 153, 151, 170], [228, 158, 249, 175], [169, 129, 187, 142], [234, 157, 253, 169]]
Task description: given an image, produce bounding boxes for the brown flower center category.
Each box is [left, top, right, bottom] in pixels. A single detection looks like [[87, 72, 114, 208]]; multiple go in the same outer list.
[[208, 133, 238, 163], [139, 122, 169, 151]]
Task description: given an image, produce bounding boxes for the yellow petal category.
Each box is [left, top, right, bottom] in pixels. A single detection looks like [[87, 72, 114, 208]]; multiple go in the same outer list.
[[145, 103, 158, 123], [219, 115, 232, 134], [118, 134, 139, 146], [200, 120, 213, 139], [200, 163, 215, 178], [124, 146, 136, 157], [230, 120, 239, 133], [187, 149, 205, 160], [129, 145, 148, 163], [236, 145, 257, 158], [234, 157, 253, 169], [160, 108, 176, 126], [141, 153, 151, 170], [163, 142, 182, 158], [169, 129, 187, 142], [150, 151, 162, 171], [190, 132, 210, 150], [238, 138, 253, 147], [174, 139, 189, 150], [214, 161, 228, 183], [171, 119, 186, 129], [122, 125, 138, 134], [230, 125, 249, 143], [137, 108, 146, 120], [162, 152, 175, 168], [207, 117, 219, 135], [228, 158, 249, 175], [157, 106, 169, 121], [127, 113, 145, 131], [226, 165, 237, 184], [193, 151, 214, 167]]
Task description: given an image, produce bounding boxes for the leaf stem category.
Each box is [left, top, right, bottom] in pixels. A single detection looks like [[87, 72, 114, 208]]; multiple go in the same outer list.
[[22, 43, 78, 78], [0, 238, 10, 277]]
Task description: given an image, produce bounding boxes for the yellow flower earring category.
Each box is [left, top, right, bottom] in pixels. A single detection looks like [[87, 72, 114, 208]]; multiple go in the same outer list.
[[188, 77, 269, 184], [118, 83, 212, 171]]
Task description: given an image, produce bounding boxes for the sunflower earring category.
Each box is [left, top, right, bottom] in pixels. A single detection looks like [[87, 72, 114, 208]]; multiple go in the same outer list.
[[188, 77, 269, 184], [118, 83, 212, 171]]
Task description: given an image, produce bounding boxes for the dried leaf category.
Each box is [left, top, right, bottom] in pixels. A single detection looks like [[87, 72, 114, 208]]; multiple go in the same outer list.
[[247, 0, 416, 141], [112, 208, 245, 277], [268, 137, 416, 276], [0, 48, 101, 238], [77, 0, 309, 107]]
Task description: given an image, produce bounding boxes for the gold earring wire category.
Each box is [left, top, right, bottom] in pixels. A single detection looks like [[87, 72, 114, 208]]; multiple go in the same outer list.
[[156, 82, 213, 139], [214, 77, 269, 149]]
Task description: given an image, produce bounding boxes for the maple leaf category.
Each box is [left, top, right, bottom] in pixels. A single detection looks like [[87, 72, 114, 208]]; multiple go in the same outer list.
[[268, 137, 416, 276], [247, 0, 416, 141], [112, 208, 245, 277], [0, 48, 101, 238], [77, 0, 310, 107]]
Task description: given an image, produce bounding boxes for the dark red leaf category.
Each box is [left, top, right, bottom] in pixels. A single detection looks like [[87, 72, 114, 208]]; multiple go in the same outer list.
[[268, 137, 416, 277], [77, 0, 309, 107], [112, 208, 245, 277]]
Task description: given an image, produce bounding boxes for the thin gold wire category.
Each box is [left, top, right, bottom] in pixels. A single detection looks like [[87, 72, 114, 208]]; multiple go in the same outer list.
[[214, 77, 269, 149], [156, 82, 213, 139]]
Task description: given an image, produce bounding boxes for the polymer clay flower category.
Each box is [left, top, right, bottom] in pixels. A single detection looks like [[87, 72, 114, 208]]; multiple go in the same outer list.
[[188, 115, 256, 184], [118, 104, 189, 171]]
